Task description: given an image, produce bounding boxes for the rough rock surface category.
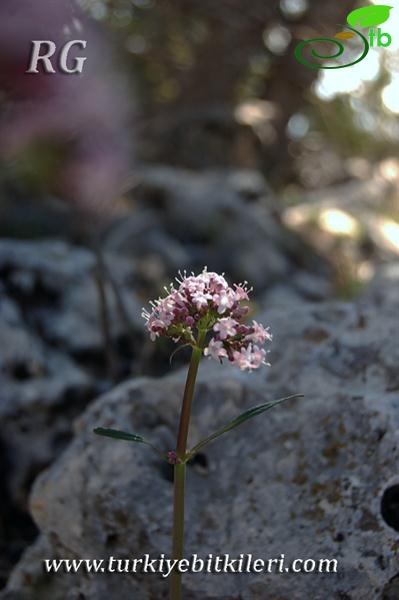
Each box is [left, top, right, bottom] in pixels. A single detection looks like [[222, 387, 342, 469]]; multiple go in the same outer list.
[[106, 166, 331, 293], [0, 238, 145, 501], [3, 274, 399, 600], [0, 239, 145, 584], [0, 175, 335, 588], [0, 239, 142, 358]]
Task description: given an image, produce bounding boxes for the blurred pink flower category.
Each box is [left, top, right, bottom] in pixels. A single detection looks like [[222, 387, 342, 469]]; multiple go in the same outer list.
[[0, 0, 133, 216]]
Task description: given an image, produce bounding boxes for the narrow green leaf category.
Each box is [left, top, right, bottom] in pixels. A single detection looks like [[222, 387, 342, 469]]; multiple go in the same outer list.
[[347, 5, 392, 28], [188, 394, 303, 457], [93, 427, 164, 458], [93, 427, 145, 443]]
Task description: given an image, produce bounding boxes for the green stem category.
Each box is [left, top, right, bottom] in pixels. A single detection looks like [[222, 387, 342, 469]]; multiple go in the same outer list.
[[170, 330, 206, 600], [176, 340, 204, 458], [170, 462, 185, 600]]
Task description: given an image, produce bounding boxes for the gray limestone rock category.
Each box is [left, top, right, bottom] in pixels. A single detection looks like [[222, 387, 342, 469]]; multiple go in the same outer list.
[[106, 166, 329, 293], [0, 239, 142, 357], [0, 239, 145, 506], [3, 275, 399, 599], [0, 238, 145, 585]]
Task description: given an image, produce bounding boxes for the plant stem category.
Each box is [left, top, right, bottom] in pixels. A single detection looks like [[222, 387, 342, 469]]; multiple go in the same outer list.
[[176, 340, 205, 458], [170, 331, 206, 600], [170, 462, 185, 600]]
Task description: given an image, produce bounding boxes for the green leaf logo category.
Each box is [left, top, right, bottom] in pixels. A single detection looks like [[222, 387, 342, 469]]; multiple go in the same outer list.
[[347, 5, 393, 28]]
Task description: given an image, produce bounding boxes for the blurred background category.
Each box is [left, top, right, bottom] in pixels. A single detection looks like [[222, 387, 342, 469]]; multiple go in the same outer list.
[[0, 0, 399, 595]]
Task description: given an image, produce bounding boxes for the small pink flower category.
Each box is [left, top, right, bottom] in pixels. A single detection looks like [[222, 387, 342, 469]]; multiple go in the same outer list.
[[244, 320, 272, 345], [231, 344, 268, 371], [192, 290, 212, 310], [204, 338, 228, 360], [213, 289, 235, 314], [213, 317, 238, 340], [234, 284, 250, 301], [142, 267, 271, 372]]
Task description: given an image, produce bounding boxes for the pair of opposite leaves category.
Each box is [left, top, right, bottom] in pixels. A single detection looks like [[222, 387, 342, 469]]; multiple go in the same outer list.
[[335, 5, 393, 40]]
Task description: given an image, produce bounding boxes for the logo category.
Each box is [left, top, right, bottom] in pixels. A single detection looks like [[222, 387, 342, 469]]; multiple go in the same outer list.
[[295, 5, 393, 69], [26, 40, 87, 74]]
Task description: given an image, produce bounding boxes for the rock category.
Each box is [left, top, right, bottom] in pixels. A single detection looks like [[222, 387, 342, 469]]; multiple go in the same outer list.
[[0, 238, 146, 504], [0, 239, 143, 357], [365, 263, 399, 310], [260, 270, 333, 309], [260, 283, 303, 309], [106, 166, 330, 293], [0, 238, 145, 585], [0, 287, 93, 588], [3, 275, 399, 599], [0, 285, 95, 503], [291, 271, 333, 301]]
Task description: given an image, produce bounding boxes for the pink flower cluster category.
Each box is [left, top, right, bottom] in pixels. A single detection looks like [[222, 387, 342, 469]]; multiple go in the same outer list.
[[142, 268, 271, 371]]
